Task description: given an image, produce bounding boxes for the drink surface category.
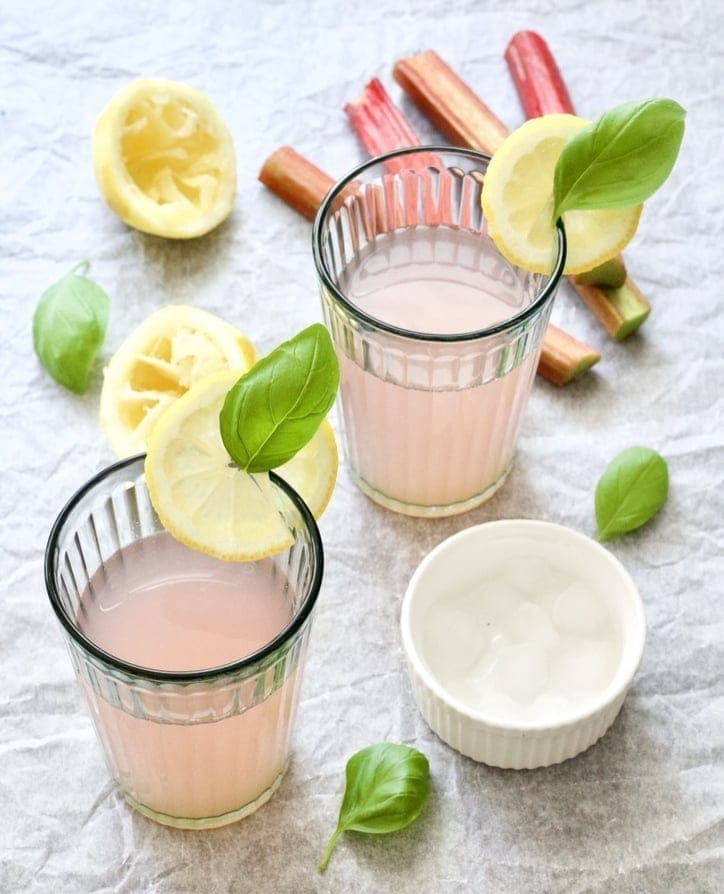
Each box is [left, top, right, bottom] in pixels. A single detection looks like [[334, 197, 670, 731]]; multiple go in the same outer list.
[[338, 226, 529, 335], [78, 531, 292, 672]]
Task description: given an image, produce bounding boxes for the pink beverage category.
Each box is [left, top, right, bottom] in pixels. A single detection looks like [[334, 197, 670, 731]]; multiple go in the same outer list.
[[75, 531, 300, 826], [315, 149, 563, 517], [46, 460, 321, 829], [335, 226, 540, 512]]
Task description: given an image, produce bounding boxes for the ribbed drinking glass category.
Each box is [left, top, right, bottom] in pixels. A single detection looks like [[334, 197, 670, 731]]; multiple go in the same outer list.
[[313, 146, 565, 517], [45, 456, 323, 829]]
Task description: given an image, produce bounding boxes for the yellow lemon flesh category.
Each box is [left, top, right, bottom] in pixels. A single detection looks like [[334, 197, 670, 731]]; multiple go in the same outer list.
[[482, 114, 642, 275], [100, 305, 256, 458], [145, 371, 338, 562], [93, 78, 236, 239]]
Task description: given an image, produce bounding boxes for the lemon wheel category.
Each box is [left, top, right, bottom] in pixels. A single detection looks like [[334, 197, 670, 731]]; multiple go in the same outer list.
[[93, 78, 236, 239], [100, 305, 256, 458], [145, 371, 338, 561], [482, 114, 642, 275]]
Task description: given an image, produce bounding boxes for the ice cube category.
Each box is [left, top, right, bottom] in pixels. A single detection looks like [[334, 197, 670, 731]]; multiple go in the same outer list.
[[489, 642, 549, 704], [505, 601, 560, 649], [462, 580, 524, 627], [423, 599, 489, 680], [465, 628, 508, 686], [552, 583, 608, 637], [551, 638, 620, 694], [507, 556, 556, 595]]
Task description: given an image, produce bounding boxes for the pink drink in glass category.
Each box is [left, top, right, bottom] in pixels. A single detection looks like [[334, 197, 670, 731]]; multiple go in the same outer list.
[[76, 532, 297, 825], [46, 459, 322, 829], [336, 226, 539, 511], [315, 148, 564, 518]]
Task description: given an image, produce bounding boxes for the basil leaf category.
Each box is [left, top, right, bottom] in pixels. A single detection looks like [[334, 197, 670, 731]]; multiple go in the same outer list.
[[32, 262, 110, 394], [595, 446, 669, 541], [220, 323, 339, 473], [318, 743, 430, 873], [553, 99, 686, 218]]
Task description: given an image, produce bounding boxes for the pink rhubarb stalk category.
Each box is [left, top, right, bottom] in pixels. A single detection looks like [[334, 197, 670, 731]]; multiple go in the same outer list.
[[344, 78, 440, 170], [504, 31, 652, 340], [504, 30, 574, 118]]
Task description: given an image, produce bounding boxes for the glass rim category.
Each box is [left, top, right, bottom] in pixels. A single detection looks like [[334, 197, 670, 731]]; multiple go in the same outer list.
[[312, 144, 567, 343], [44, 454, 324, 684]]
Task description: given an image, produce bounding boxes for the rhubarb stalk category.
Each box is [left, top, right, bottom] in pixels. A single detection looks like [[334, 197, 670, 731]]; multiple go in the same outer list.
[[537, 324, 600, 386], [570, 276, 651, 342], [504, 30, 573, 118], [392, 51, 508, 154], [504, 31, 652, 339], [574, 257, 627, 289], [344, 78, 440, 170], [258, 146, 334, 221]]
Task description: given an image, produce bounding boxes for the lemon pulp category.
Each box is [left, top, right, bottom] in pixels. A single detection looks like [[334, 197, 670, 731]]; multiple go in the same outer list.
[[93, 78, 236, 239], [100, 305, 256, 458]]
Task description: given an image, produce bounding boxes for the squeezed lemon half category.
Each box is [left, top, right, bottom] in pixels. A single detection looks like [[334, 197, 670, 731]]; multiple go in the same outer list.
[[145, 370, 338, 561], [482, 114, 642, 275], [100, 305, 256, 458], [92, 78, 236, 238]]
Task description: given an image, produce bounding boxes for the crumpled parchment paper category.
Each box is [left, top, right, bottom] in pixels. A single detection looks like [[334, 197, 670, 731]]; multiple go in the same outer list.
[[1, 0, 722, 891]]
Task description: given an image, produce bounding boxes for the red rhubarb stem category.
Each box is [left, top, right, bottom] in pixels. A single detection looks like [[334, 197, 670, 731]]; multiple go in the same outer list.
[[258, 147, 334, 221], [393, 50, 508, 155], [504, 31, 574, 117], [344, 78, 440, 171]]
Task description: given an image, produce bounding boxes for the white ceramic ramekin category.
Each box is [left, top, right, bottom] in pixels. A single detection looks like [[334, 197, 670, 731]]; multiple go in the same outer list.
[[400, 520, 646, 769]]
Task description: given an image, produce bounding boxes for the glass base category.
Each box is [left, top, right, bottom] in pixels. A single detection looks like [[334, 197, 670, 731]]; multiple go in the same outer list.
[[350, 463, 512, 518], [121, 762, 288, 830]]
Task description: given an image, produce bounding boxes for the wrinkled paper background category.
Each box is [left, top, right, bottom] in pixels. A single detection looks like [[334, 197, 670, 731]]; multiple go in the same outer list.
[[1, 0, 722, 891]]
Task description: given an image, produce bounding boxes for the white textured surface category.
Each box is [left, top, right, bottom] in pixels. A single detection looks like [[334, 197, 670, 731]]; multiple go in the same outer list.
[[1, 0, 723, 891]]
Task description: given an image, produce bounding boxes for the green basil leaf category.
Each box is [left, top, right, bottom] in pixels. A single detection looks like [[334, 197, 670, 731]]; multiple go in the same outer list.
[[553, 99, 686, 218], [595, 446, 669, 541], [220, 323, 339, 473], [32, 262, 110, 394], [318, 743, 430, 873]]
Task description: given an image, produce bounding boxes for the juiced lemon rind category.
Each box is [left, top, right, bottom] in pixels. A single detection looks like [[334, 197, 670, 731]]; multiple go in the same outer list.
[[92, 78, 236, 239]]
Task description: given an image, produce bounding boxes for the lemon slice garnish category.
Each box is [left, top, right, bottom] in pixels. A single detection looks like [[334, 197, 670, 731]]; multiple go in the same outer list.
[[482, 114, 642, 275], [100, 305, 256, 458], [92, 78, 236, 239], [145, 371, 338, 561]]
